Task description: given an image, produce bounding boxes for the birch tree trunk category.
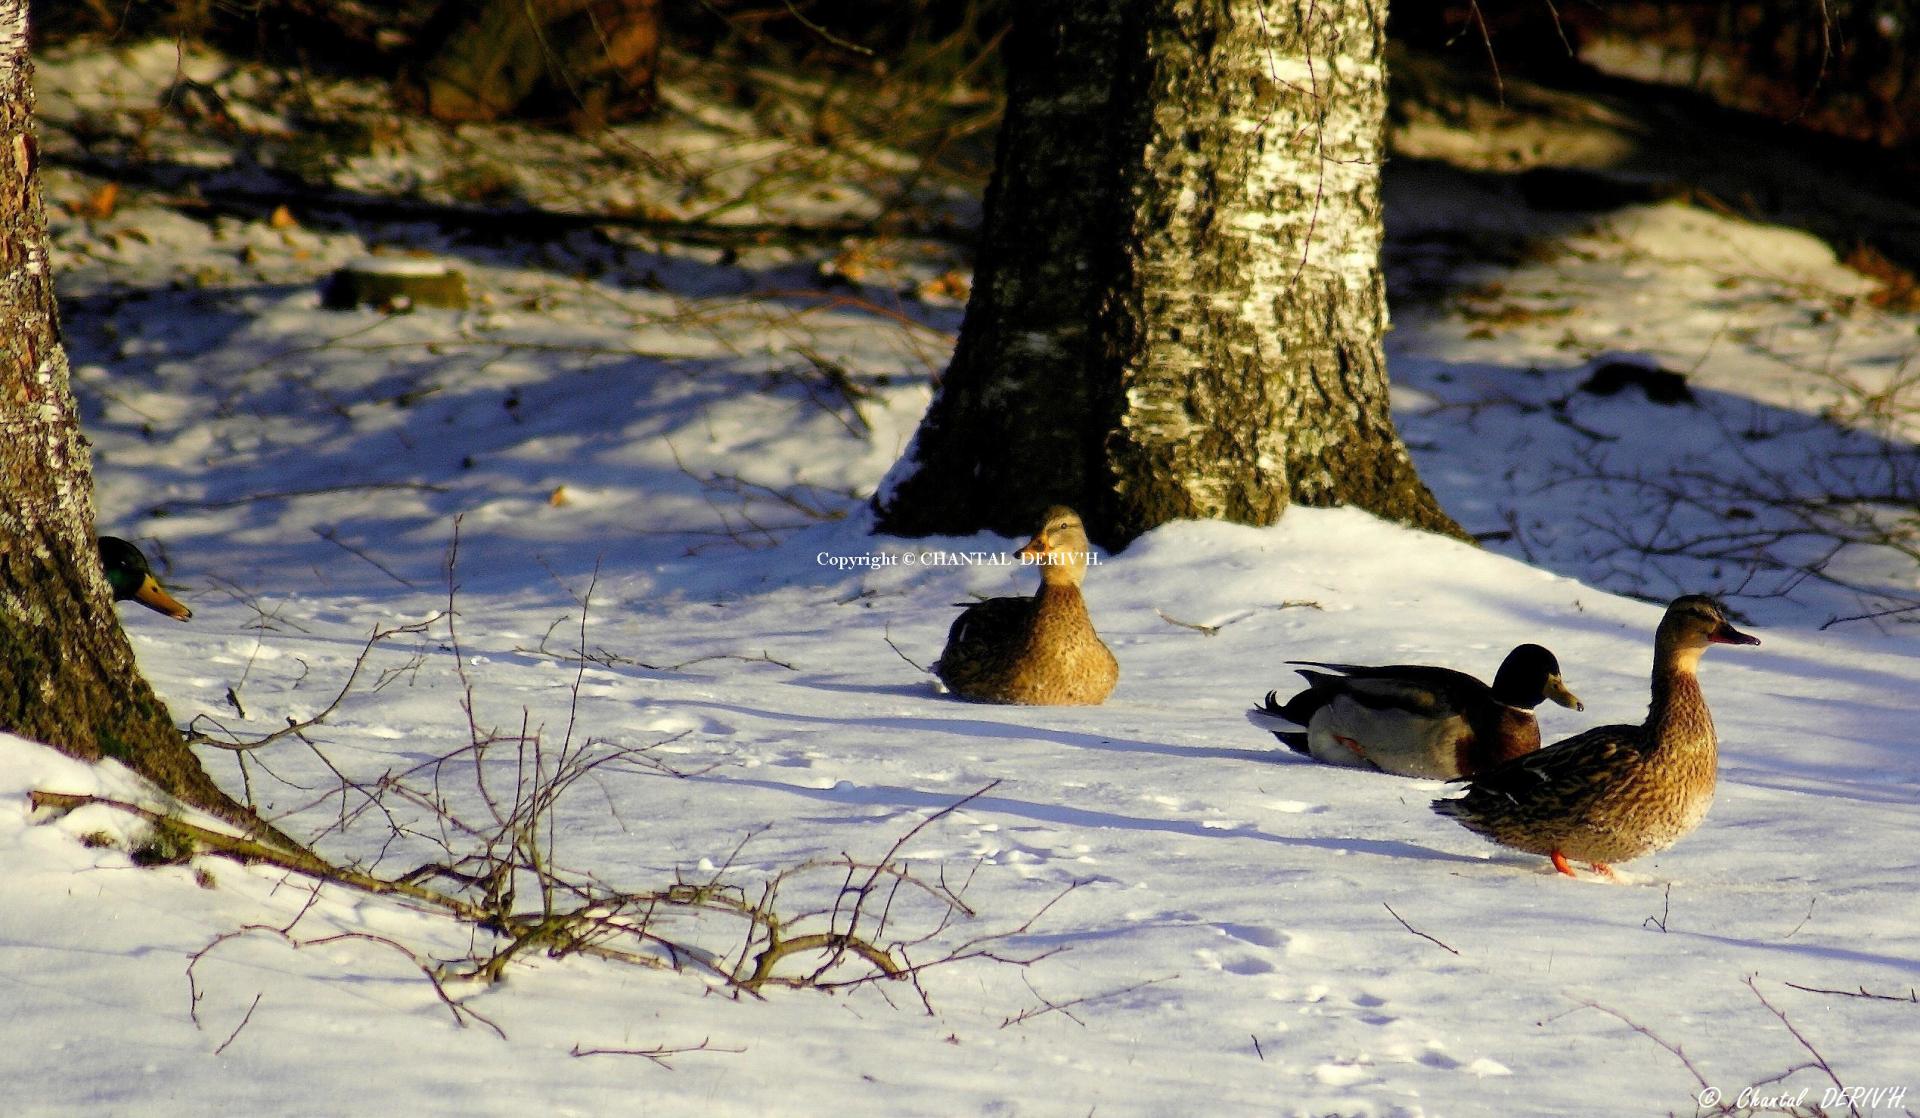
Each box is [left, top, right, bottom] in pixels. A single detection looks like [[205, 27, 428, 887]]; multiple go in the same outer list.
[[0, 2, 264, 832], [875, 0, 1462, 548]]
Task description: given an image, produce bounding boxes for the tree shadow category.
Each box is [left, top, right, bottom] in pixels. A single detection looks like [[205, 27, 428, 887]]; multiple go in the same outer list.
[[1389, 349, 1919, 631], [62, 231, 931, 604], [1385, 45, 1920, 290], [692, 771, 1485, 868]]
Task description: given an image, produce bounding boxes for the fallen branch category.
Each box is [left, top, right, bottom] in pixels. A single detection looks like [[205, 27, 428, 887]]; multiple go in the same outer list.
[[569, 1038, 744, 1066], [31, 790, 471, 914], [185, 618, 434, 754], [1154, 609, 1220, 636], [1782, 981, 1920, 1003]]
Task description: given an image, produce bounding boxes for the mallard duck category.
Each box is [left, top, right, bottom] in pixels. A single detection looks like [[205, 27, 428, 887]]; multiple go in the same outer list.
[[100, 536, 191, 621], [933, 506, 1118, 705], [1247, 644, 1582, 779], [1432, 595, 1758, 879]]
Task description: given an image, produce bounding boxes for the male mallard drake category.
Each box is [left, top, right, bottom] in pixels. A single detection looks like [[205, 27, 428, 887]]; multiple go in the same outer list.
[[1247, 644, 1582, 779], [933, 506, 1118, 705], [1432, 596, 1758, 879], [100, 536, 192, 621]]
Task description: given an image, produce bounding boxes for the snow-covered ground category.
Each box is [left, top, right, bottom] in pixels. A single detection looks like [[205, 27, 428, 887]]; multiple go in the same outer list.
[[5, 39, 1918, 1118]]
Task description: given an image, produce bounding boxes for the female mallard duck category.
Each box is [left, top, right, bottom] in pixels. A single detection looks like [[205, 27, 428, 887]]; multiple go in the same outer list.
[[1432, 595, 1758, 879], [100, 536, 192, 621], [1247, 644, 1582, 779], [933, 506, 1118, 705]]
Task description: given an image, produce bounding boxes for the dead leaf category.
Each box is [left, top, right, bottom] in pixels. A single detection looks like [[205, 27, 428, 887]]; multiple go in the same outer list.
[[916, 269, 971, 304], [77, 181, 120, 220]]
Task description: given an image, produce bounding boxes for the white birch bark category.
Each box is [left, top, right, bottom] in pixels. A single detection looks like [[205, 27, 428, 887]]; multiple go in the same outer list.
[[0, 2, 252, 827], [878, 0, 1458, 547]]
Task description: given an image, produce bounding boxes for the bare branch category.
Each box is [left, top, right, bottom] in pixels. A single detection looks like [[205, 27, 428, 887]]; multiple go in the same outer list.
[[569, 1037, 745, 1066], [1383, 902, 1459, 955]]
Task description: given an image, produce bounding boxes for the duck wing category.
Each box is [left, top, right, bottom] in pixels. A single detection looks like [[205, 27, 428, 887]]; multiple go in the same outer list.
[[1290, 661, 1491, 708], [934, 596, 1035, 675], [1254, 665, 1477, 747], [1435, 722, 1643, 818], [1289, 666, 1487, 723]]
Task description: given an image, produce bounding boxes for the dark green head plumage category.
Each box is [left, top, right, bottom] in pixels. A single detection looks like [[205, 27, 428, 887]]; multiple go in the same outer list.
[[1489, 643, 1582, 711], [99, 536, 192, 621]]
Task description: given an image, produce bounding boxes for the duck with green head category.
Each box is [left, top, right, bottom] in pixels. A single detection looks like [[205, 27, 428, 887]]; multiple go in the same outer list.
[[1249, 643, 1583, 779], [99, 536, 192, 621]]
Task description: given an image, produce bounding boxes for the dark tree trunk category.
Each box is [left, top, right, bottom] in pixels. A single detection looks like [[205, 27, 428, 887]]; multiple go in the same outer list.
[[875, 0, 1463, 550], [0, 2, 274, 838]]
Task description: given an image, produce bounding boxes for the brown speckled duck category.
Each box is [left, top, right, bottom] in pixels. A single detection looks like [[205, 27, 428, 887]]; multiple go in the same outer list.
[[1247, 644, 1582, 779], [933, 506, 1118, 705], [1432, 596, 1759, 879]]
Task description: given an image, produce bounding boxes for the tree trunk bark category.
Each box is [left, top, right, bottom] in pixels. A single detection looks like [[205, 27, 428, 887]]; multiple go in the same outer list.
[[0, 2, 272, 837], [875, 0, 1463, 550]]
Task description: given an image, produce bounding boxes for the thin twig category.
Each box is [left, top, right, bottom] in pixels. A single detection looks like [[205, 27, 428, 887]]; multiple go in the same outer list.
[[1785, 897, 1817, 938], [883, 625, 931, 674], [1001, 974, 1177, 1028], [314, 526, 417, 588], [1154, 609, 1220, 636], [1643, 883, 1672, 932], [1556, 1000, 1714, 1097], [1745, 976, 1860, 1118], [569, 1038, 744, 1066], [1383, 902, 1459, 955], [214, 993, 263, 1055], [1782, 981, 1920, 1003]]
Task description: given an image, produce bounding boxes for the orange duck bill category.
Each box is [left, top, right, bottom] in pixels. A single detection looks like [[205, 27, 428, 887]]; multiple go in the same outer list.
[[131, 574, 193, 621]]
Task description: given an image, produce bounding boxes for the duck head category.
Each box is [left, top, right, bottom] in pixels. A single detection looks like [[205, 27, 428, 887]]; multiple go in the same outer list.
[[1656, 595, 1758, 670], [1491, 643, 1583, 710], [100, 536, 192, 621], [1016, 506, 1096, 587]]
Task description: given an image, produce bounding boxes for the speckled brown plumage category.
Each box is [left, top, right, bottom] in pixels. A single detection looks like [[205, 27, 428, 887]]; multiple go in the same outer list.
[[934, 507, 1118, 706], [1432, 596, 1759, 878]]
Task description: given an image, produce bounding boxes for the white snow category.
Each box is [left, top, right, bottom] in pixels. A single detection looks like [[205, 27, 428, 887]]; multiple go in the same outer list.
[[5, 38, 1918, 1118], [338, 254, 461, 277]]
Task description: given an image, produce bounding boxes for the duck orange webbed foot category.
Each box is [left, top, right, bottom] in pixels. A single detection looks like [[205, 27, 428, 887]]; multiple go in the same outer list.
[[1548, 851, 1619, 880]]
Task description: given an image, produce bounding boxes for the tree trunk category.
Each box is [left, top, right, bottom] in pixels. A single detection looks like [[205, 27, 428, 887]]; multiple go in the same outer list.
[[0, 2, 272, 838], [875, 0, 1463, 550]]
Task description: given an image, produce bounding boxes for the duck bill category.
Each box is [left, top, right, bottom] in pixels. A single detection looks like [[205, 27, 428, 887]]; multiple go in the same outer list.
[[1016, 535, 1048, 563], [133, 575, 192, 621], [1544, 674, 1584, 711], [1710, 622, 1759, 645]]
